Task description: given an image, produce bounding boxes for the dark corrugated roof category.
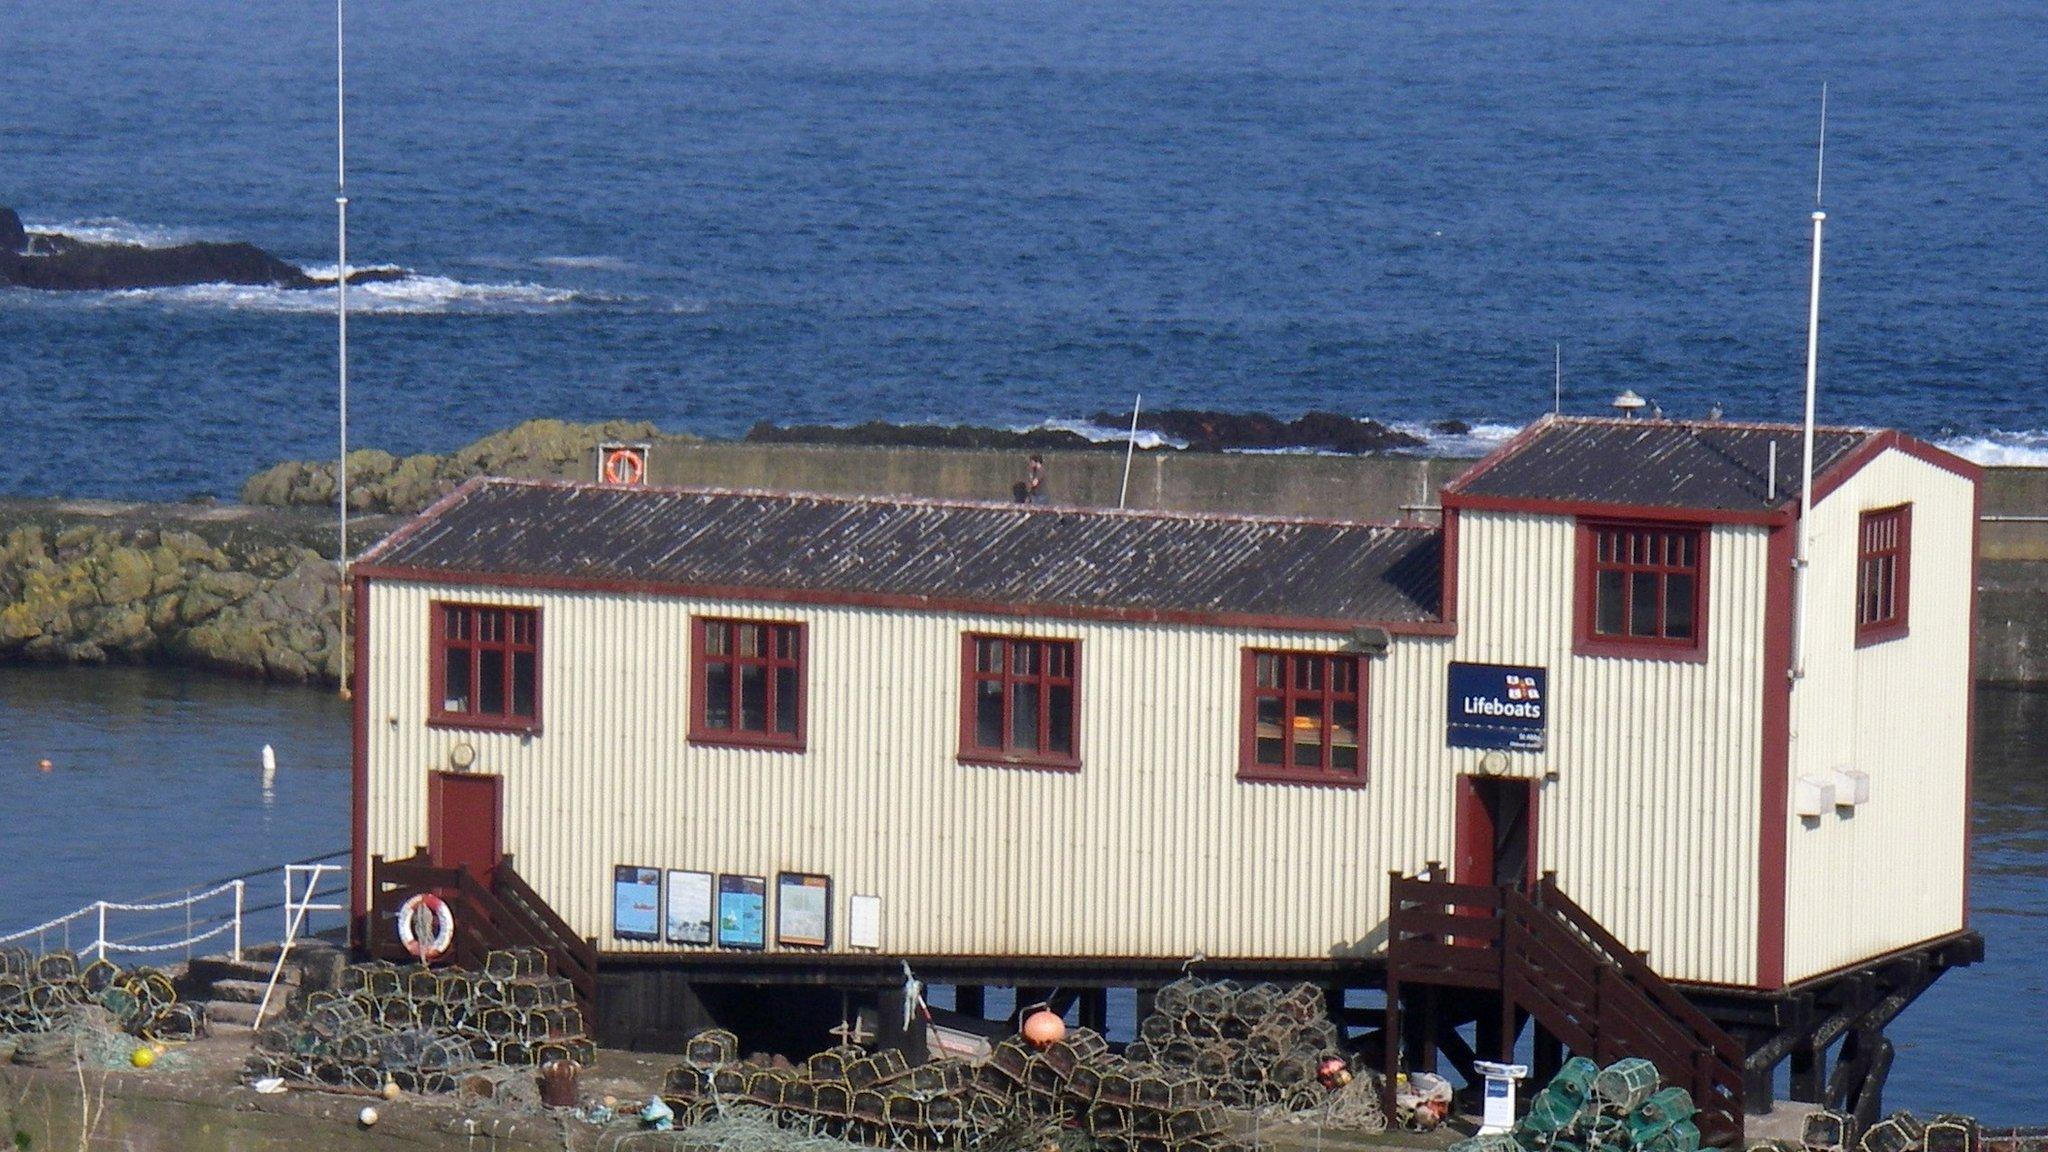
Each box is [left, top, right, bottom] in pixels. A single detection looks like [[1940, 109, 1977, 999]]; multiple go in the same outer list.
[[360, 480, 1444, 625], [1446, 417, 1877, 512]]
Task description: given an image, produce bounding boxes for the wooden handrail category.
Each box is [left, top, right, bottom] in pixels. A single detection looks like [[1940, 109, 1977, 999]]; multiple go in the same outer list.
[[370, 854, 597, 1019]]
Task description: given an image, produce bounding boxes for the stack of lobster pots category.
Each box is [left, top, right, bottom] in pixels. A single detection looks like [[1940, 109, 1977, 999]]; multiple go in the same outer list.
[[244, 947, 594, 1094], [0, 948, 207, 1043], [1124, 978, 1345, 1110], [663, 1026, 1240, 1152]]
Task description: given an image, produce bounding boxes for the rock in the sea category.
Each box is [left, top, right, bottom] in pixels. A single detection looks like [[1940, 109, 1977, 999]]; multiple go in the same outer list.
[[1083, 408, 1425, 454], [0, 206, 410, 291], [743, 420, 1102, 452]]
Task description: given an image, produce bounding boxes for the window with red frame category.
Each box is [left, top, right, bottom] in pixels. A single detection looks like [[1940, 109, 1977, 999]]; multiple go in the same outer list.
[[1582, 522, 1704, 652], [693, 619, 804, 748], [435, 603, 539, 728], [962, 636, 1077, 767], [1857, 504, 1911, 643], [1242, 650, 1365, 782]]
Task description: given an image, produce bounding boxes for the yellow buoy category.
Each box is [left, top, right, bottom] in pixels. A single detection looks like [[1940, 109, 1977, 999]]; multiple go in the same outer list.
[[130, 1046, 156, 1069], [382, 1079, 401, 1100]]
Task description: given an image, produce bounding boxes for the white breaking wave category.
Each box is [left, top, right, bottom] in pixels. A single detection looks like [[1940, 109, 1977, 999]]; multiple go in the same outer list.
[[23, 216, 221, 248], [536, 254, 632, 271], [1021, 418, 1185, 450], [1936, 431, 2048, 468], [1392, 420, 1523, 458], [91, 273, 592, 316]]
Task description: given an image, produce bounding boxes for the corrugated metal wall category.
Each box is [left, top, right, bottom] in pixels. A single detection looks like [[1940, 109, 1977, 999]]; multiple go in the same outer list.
[[1783, 454, 1974, 982], [364, 583, 1462, 962], [1453, 512, 1766, 986]]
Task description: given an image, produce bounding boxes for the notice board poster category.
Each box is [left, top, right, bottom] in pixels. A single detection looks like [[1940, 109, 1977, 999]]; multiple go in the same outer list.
[[777, 872, 831, 948], [612, 866, 662, 941], [665, 869, 714, 946], [717, 874, 767, 950], [1446, 662, 1547, 751]]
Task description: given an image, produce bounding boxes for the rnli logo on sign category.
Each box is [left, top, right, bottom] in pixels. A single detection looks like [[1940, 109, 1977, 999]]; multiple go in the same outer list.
[[1447, 662, 1548, 751]]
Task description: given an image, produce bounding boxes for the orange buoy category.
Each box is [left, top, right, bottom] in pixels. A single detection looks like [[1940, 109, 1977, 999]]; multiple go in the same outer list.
[[1021, 1009, 1066, 1048]]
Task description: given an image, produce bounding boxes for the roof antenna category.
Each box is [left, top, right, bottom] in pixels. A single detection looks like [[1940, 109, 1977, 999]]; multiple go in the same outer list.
[[1792, 83, 1827, 682], [1553, 343, 1562, 415], [1118, 393, 1142, 510]]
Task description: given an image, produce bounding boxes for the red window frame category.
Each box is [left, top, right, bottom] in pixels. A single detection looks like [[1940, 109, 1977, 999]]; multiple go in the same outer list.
[[1856, 503, 1911, 647], [690, 618, 806, 750], [1238, 649, 1368, 786], [1574, 520, 1709, 661], [958, 635, 1080, 771], [430, 602, 541, 733]]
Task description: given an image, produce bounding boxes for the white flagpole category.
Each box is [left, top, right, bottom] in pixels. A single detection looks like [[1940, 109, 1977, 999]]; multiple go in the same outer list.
[[336, 0, 349, 566], [1792, 84, 1826, 682]]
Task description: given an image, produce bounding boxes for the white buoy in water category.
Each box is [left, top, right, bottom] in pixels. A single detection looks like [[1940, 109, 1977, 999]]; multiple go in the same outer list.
[[262, 744, 277, 772]]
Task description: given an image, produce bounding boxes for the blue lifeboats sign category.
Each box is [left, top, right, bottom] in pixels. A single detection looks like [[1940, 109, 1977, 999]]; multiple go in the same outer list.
[[1447, 662, 1547, 751]]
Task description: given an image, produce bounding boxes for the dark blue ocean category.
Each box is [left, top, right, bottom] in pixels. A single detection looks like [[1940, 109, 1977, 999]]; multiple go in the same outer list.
[[3, 0, 2047, 500]]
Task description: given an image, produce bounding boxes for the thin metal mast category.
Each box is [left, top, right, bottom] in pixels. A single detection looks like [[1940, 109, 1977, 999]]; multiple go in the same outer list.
[[336, 0, 349, 565], [1792, 83, 1827, 681], [1118, 394, 1142, 510]]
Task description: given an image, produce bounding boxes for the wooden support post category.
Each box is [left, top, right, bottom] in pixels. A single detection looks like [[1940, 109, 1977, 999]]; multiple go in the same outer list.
[[1135, 987, 1157, 1029], [1382, 979, 1403, 1121], [1789, 1039, 1822, 1103], [1743, 1037, 1777, 1116], [956, 985, 986, 1020]]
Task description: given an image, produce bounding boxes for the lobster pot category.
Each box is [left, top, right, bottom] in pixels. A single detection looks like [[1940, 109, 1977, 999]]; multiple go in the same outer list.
[[1592, 1059, 1661, 1114]]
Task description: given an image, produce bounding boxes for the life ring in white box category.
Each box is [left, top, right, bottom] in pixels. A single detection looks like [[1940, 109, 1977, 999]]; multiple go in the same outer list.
[[602, 447, 646, 486], [396, 893, 456, 962]]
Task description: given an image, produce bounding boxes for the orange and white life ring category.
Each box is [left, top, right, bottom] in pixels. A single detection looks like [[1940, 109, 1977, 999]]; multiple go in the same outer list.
[[395, 893, 456, 962], [602, 447, 645, 486]]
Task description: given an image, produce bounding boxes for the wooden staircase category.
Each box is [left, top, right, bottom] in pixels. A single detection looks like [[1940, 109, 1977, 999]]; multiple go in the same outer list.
[[1385, 869, 1744, 1146], [368, 852, 598, 1021]]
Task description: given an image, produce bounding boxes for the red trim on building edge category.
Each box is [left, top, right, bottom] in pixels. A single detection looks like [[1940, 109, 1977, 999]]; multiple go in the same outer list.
[[1438, 416, 1559, 496], [354, 477, 492, 566], [1756, 522, 1793, 989], [1440, 509, 1460, 628], [1809, 430, 1983, 509], [350, 573, 371, 946], [350, 564, 1453, 636], [1964, 483, 1980, 927]]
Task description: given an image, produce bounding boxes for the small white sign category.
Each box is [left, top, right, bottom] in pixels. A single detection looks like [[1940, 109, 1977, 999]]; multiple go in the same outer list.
[[849, 895, 882, 950]]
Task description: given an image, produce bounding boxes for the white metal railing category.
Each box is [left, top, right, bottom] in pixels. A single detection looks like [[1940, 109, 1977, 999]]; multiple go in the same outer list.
[[0, 850, 350, 966], [0, 880, 246, 962], [254, 863, 346, 1028]]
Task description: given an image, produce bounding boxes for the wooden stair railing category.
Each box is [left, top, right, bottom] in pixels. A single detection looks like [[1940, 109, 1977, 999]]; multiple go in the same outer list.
[[369, 852, 597, 1021], [1385, 869, 1745, 1147]]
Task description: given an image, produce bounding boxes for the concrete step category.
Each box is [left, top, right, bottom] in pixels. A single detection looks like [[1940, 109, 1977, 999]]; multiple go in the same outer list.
[[209, 977, 286, 1004], [186, 956, 279, 986], [205, 999, 267, 1028]]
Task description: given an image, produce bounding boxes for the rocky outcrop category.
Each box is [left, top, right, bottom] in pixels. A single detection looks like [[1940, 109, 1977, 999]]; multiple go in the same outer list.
[[0, 517, 347, 683], [1084, 409, 1425, 453], [241, 418, 666, 514], [0, 206, 409, 291]]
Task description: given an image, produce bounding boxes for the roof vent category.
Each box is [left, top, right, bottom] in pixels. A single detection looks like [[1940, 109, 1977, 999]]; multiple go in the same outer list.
[[1611, 390, 1647, 419]]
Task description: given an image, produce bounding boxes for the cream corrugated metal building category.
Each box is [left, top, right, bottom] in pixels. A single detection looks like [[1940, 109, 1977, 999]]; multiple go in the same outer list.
[[349, 416, 1977, 1003]]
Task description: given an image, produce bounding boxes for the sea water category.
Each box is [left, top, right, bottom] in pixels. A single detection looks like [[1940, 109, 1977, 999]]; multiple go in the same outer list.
[[1, 0, 2046, 501]]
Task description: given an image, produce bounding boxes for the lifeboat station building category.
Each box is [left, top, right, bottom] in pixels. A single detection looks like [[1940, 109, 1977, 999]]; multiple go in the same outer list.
[[349, 416, 1981, 1141]]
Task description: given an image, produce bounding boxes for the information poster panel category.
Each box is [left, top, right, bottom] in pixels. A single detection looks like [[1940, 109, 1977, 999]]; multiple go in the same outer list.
[[612, 866, 662, 941], [716, 874, 767, 950], [777, 872, 831, 948], [665, 869, 713, 946], [1446, 662, 1548, 751], [848, 895, 882, 950]]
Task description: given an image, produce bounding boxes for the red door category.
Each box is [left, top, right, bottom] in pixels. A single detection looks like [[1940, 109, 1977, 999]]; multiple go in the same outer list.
[[428, 771, 503, 880], [1456, 776, 1538, 889]]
